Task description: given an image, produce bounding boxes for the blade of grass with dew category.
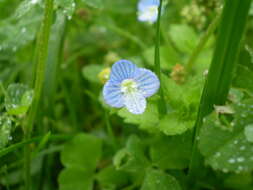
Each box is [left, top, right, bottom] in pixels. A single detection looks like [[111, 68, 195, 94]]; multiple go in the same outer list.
[[23, 0, 54, 189], [155, 0, 167, 115], [188, 0, 252, 185]]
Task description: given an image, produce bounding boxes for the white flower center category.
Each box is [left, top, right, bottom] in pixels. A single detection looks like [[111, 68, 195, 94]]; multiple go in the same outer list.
[[142, 6, 158, 20], [121, 79, 138, 94]]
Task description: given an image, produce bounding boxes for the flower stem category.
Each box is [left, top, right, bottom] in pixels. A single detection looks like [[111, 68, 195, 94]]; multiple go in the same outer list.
[[155, 0, 167, 115], [186, 12, 221, 73], [23, 0, 54, 189]]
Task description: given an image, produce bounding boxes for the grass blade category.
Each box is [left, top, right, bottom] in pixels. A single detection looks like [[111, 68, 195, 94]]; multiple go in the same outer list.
[[23, 0, 54, 189], [188, 0, 252, 185]]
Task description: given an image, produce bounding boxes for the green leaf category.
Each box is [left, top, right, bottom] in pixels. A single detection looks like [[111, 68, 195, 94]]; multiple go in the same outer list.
[[0, 116, 12, 149], [233, 47, 253, 96], [96, 166, 129, 190], [4, 83, 33, 115], [244, 124, 253, 143], [55, 0, 76, 17], [158, 113, 195, 136], [199, 100, 253, 173], [82, 64, 104, 83], [150, 133, 192, 169], [80, 0, 104, 9], [117, 101, 159, 133], [58, 168, 93, 190], [61, 133, 102, 171], [0, 0, 43, 52], [169, 24, 198, 54], [59, 134, 102, 190], [141, 168, 181, 190], [113, 135, 150, 172]]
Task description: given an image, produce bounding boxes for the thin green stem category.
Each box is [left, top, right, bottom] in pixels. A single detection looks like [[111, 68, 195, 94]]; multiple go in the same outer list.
[[23, 0, 54, 189], [105, 110, 117, 150], [155, 0, 167, 115], [186, 12, 221, 73], [1, 134, 71, 158]]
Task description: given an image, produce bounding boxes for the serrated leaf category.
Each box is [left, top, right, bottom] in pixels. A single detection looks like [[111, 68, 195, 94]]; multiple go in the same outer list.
[[113, 135, 150, 172], [61, 133, 102, 171], [117, 101, 159, 133], [141, 168, 181, 190], [4, 83, 33, 115], [150, 133, 192, 169], [158, 113, 195, 135], [0, 116, 12, 149], [199, 100, 253, 173], [169, 24, 198, 54]]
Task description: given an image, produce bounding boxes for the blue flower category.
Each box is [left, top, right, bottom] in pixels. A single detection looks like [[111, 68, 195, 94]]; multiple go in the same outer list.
[[103, 60, 160, 114], [137, 0, 160, 23]]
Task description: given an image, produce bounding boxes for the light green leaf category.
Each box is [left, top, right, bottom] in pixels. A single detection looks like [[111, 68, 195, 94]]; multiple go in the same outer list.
[[82, 64, 104, 83], [80, 0, 104, 9], [4, 83, 33, 115], [158, 114, 195, 136], [150, 133, 192, 169], [0, 116, 12, 149], [117, 101, 159, 133], [244, 124, 253, 143], [13, 0, 42, 19], [199, 100, 253, 173], [58, 168, 93, 190], [55, 0, 76, 17], [169, 24, 198, 54], [61, 133, 102, 171], [141, 168, 181, 190]]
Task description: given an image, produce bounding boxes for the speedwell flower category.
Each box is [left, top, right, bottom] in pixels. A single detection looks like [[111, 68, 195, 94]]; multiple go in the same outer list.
[[137, 0, 160, 23], [103, 60, 160, 114]]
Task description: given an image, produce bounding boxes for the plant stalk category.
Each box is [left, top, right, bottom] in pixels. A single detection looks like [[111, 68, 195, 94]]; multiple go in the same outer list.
[[155, 0, 167, 115], [23, 0, 54, 189]]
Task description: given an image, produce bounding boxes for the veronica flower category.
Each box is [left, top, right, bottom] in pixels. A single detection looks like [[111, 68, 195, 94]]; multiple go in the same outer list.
[[137, 0, 160, 23], [103, 60, 160, 114]]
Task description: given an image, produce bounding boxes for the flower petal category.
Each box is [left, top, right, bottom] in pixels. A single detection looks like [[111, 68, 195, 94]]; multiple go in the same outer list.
[[123, 91, 146, 114], [110, 60, 138, 82], [134, 68, 160, 98], [138, 0, 159, 11], [103, 81, 124, 108]]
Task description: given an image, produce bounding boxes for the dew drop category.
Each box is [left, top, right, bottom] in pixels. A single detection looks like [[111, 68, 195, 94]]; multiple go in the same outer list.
[[228, 158, 235, 164], [240, 146, 246, 151], [237, 157, 245, 162], [21, 27, 27, 33]]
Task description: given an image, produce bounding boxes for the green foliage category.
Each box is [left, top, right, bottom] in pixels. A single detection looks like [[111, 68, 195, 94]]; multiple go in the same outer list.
[[0, 116, 12, 149], [4, 84, 33, 115], [199, 100, 253, 173], [59, 133, 102, 190], [113, 135, 149, 172], [150, 133, 192, 169], [141, 168, 181, 190], [0, 0, 253, 189], [169, 24, 198, 54]]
